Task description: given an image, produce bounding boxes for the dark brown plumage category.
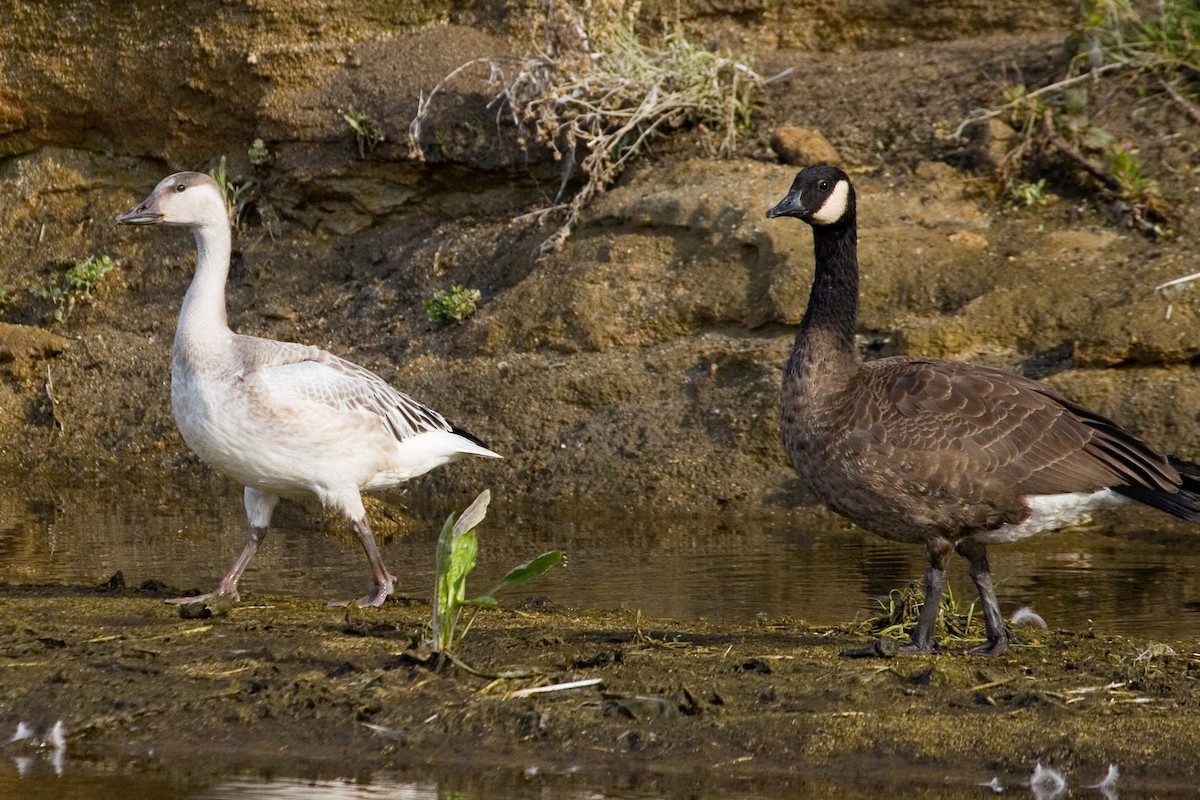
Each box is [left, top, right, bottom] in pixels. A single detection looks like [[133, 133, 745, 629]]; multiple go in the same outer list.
[[767, 164, 1200, 655]]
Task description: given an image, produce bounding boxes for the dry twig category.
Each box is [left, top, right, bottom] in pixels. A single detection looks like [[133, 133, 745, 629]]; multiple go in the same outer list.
[[410, 0, 772, 253]]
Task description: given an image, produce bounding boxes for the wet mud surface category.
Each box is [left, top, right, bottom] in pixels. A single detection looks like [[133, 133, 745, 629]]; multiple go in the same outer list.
[[2, 583, 1199, 793]]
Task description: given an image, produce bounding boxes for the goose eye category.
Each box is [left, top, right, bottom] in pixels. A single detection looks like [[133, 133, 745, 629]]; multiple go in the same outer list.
[[817, 180, 830, 191], [175, 183, 187, 193]]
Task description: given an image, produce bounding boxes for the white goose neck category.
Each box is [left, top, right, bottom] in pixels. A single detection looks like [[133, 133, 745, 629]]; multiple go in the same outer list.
[[178, 221, 232, 341]]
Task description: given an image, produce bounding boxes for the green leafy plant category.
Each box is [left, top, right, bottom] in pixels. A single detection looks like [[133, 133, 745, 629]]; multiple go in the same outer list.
[[247, 138, 270, 165], [0, 287, 17, 312], [30, 255, 117, 322], [1107, 143, 1166, 211], [342, 109, 384, 157], [1006, 179, 1049, 208], [1076, 0, 1200, 76], [432, 489, 562, 654], [208, 156, 254, 228], [423, 284, 482, 324]]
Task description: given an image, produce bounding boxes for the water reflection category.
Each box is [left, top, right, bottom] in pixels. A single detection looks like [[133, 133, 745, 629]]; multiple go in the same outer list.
[[0, 762, 1181, 800], [1, 475, 1198, 640], [0, 767, 1147, 800], [191, 777, 439, 799]]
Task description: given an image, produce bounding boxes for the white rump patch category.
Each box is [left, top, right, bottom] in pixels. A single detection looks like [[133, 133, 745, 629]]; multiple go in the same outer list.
[[367, 429, 502, 488], [968, 489, 1128, 545], [809, 179, 850, 225]]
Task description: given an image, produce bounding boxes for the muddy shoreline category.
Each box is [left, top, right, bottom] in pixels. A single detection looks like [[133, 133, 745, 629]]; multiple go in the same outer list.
[[3, 582, 1199, 794]]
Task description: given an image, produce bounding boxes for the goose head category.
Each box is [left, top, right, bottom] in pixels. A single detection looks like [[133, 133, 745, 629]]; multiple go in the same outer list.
[[766, 164, 855, 227], [117, 172, 228, 229]]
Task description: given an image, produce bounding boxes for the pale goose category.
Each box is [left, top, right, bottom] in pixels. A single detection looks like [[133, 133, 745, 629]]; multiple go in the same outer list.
[[117, 172, 501, 607], [766, 164, 1200, 655]]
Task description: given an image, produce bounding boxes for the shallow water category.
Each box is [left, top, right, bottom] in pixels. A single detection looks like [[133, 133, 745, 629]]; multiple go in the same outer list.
[[2, 476, 1199, 640], [0, 760, 1176, 799]]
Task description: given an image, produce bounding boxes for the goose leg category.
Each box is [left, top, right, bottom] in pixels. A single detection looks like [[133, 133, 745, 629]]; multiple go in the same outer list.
[[956, 540, 1009, 656], [900, 537, 953, 654], [344, 516, 396, 608], [168, 488, 279, 605]]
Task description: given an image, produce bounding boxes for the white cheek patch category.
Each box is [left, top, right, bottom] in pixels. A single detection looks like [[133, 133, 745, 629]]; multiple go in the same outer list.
[[809, 179, 850, 225]]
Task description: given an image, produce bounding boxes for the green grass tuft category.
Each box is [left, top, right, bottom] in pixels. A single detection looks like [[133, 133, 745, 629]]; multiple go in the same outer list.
[[423, 284, 482, 324], [30, 255, 117, 322]]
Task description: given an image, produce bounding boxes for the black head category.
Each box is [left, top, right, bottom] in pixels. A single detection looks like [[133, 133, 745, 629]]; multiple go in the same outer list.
[[766, 164, 855, 227]]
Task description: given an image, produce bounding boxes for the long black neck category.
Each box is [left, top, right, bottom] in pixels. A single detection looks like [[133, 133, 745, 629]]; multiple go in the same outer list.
[[797, 216, 859, 359]]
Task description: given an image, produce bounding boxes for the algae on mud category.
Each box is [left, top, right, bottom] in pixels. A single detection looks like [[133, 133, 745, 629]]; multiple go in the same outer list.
[[1, 585, 1199, 793]]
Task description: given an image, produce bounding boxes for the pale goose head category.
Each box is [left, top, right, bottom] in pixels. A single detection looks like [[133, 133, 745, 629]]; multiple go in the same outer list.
[[117, 172, 227, 229]]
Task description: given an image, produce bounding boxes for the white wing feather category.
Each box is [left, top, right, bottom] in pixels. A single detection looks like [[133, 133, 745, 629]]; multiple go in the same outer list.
[[236, 338, 453, 442]]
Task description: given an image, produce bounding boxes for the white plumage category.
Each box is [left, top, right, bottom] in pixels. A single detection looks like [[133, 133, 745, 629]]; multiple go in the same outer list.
[[967, 489, 1127, 545], [118, 171, 500, 607]]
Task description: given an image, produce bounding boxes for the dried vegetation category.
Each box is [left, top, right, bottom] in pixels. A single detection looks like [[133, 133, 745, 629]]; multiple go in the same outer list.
[[962, 0, 1199, 236], [409, 0, 780, 252]]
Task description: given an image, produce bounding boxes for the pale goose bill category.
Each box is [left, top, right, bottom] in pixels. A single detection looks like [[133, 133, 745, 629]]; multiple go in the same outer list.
[[767, 164, 1200, 656], [117, 171, 501, 609]]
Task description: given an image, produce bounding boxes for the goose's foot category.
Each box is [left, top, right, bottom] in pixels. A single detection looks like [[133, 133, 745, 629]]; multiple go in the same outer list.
[[354, 584, 392, 608], [164, 579, 240, 606], [898, 557, 950, 657], [165, 523, 265, 608], [164, 589, 237, 619], [968, 635, 1010, 657], [327, 572, 395, 609], [340, 516, 396, 609], [327, 589, 391, 609]]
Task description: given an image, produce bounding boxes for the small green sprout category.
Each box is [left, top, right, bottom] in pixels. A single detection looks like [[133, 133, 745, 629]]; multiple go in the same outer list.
[[423, 284, 482, 324], [1007, 179, 1049, 208], [247, 138, 270, 165], [1108, 144, 1159, 201], [342, 109, 384, 157], [432, 489, 562, 654], [30, 255, 117, 322], [0, 287, 17, 311], [208, 156, 254, 228]]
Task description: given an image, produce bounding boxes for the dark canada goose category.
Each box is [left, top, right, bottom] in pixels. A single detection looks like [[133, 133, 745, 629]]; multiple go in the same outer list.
[[117, 172, 501, 608], [766, 164, 1200, 655]]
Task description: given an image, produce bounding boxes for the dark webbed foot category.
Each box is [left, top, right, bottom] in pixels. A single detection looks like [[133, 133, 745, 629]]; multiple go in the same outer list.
[[968, 633, 1010, 657], [898, 641, 940, 656]]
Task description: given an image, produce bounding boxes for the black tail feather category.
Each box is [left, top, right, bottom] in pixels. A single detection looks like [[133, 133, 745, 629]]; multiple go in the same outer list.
[[1115, 455, 1200, 521], [451, 425, 491, 450]]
